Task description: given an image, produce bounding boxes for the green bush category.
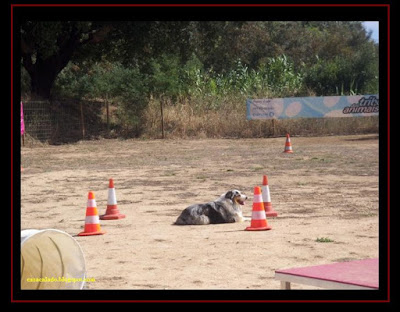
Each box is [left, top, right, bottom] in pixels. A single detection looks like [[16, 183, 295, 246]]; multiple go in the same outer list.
[[50, 46, 378, 138]]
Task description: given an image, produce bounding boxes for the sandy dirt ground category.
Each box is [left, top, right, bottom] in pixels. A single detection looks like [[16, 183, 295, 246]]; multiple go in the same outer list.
[[20, 134, 379, 290]]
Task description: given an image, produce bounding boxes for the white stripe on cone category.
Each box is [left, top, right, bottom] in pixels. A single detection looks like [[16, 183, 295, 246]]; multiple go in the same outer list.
[[251, 210, 267, 220], [253, 194, 263, 203], [108, 188, 117, 205], [85, 215, 100, 224], [87, 199, 97, 208], [261, 185, 271, 202]]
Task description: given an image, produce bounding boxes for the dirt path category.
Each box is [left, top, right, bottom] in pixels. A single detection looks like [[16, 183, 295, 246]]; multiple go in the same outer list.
[[20, 134, 379, 289]]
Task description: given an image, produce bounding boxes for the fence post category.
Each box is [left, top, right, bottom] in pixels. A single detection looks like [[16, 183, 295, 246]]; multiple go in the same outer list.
[[272, 119, 277, 137], [80, 102, 86, 140], [106, 99, 110, 130], [160, 97, 165, 139]]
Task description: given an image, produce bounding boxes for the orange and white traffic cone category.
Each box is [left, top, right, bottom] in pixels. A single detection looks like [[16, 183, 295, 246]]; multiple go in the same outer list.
[[245, 186, 272, 231], [283, 133, 293, 153], [100, 178, 125, 220], [261, 175, 278, 217], [78, 191, 106, 236]]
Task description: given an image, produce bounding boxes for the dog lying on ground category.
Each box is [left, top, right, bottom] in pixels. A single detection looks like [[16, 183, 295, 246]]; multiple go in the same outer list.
[[174, 190, 249, 225]]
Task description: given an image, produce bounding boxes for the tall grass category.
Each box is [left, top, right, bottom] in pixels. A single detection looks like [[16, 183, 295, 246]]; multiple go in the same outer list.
[[140, 96, 378, 139], [140, 55, 378, 139], [49, 54, 378, 139]]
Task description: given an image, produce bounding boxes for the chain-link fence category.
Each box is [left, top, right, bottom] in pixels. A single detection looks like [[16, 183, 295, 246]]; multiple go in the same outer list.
[[21, 99, 379, 144], [22, 100, 104, 145]]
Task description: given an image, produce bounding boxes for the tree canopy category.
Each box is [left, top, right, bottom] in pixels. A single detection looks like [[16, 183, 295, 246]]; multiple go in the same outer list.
[[21, 21, 378, 100]]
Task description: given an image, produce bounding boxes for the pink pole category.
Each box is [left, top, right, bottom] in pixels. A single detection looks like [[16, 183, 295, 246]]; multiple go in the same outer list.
[[21, 101, 25, 135]]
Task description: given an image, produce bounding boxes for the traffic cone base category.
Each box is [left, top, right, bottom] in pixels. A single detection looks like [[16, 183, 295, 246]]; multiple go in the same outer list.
[[245, 225, 272, 231], [264, 201, 278, 217], [245, 210, 272, 231], [78, 214, 106, 236], [100, 205, 125, 220], [78, 227, 105, 236], [100, 216, 124, 220]]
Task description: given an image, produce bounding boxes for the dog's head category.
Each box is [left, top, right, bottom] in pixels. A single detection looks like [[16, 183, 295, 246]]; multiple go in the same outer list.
[[224, 190, 247, 206]]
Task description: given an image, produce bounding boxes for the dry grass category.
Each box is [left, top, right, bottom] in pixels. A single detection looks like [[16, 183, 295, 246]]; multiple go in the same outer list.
[[140, 97, 379, 139]]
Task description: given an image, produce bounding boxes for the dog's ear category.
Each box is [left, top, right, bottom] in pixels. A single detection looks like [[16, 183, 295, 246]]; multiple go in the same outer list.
[[225, 191, 233, 199]]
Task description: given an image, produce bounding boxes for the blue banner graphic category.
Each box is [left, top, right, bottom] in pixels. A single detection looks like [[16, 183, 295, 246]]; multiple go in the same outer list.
[[246, 95, 379, 120]]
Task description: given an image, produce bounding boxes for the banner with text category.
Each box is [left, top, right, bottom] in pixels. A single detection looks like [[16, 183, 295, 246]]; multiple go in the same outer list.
[[246, 95, 379, 120]]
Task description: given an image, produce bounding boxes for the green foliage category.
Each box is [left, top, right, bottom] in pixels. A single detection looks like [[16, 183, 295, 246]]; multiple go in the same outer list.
[[316, 237, 335, 243], [52, 62, 94, 100], [53, 61, 148, 135], [304, 47, 378, 96], [147, 54, 183, 99], [177, 55, 303, 100], [106, 63, 148, 132], [36, 21, 379, 137], [302, 22, 379, 96], [258, 55, 304, 96]]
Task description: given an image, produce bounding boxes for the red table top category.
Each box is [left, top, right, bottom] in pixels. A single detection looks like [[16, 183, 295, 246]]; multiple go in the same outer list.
[[276, 258, 379, 289]]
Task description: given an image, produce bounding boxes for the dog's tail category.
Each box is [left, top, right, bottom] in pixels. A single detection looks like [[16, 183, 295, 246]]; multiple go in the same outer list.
[[174, 213, 210, 225]]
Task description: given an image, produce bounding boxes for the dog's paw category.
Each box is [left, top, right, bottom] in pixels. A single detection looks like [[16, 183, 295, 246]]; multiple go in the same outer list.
[[238, 217, 251, 222]]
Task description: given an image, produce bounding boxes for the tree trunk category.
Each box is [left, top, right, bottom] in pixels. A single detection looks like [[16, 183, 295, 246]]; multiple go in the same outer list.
[[29, 64, 58, 100], [22, 26, 83, 100]]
